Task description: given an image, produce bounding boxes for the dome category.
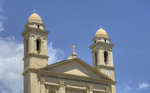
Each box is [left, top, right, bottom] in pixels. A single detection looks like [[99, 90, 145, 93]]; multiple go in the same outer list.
[[28, 12, 43, 23], [95, 27, 109, 38]]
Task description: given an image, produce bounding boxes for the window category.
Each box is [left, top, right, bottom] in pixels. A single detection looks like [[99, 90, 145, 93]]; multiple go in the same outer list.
[[95, 52, 98, 66], [36, 39, 40, 52], [104, 51, 108, 64], [104, 39, 106, 42], [37, 25, 40, 29]]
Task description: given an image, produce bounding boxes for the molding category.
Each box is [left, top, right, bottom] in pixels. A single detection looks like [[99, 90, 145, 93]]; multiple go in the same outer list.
[[38, 69, 116, 84], [23, 53, 49, 61], [42, 58, 114, 82], [92, 88, 105, 92], [66, 85, 86, 90], [25, 22, 45, 28], [45, 82, 59, 86], [22, 27, 49, 36], [93, 37, 110, 42], [89, 42, 114, 49], [97, 65, 115, 70], [44, 82, 106, 92]]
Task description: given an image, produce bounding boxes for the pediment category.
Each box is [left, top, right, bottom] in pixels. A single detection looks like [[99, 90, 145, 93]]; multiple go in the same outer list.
[[42, 58, 112, 81]]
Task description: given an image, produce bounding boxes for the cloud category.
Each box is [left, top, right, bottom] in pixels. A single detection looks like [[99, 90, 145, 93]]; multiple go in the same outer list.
[[48, 42, 65, 64], [117, 82, 133, 93], [0, 36, 64, 93], [138, 82, 150, 90]]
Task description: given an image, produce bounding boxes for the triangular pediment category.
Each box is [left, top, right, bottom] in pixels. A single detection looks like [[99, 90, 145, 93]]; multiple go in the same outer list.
[[42, 58, 112, 81]]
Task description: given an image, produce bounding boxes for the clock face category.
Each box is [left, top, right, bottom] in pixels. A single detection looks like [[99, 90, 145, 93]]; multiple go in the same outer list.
[[105, 70, 110, 76]]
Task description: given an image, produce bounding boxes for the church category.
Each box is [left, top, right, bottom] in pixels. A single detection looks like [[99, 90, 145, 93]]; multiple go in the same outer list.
[[21, 11, 116, 93]]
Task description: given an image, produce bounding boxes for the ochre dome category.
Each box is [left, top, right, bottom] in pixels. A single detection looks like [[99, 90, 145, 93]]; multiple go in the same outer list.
[[95, 27, 109, 38], [28, 12, 43, 23]]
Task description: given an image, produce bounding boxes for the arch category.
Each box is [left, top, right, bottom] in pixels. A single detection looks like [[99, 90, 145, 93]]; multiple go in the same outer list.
[[43, 37, 47, 40], [36, 38, 41, 52], [37, 25, 40, 29], [104, 51, 108, 64], [104, 39, 107, 42]]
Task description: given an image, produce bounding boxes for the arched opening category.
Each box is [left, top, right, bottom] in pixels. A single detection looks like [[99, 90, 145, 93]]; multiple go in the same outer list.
[[36, 39, 41, 52], [95, 52, 98, 66], [104, 39, 107, 42], [104, 51, 108, 64], [37, 25, 40, 29]]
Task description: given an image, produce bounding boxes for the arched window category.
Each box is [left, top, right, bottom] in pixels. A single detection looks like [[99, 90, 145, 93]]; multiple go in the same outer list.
[[104, 51, 108, 64], [36, 39, 40, 52], [104, 39, 107, 42], [37, 25, 40, 29], [95, 52, 98, 66]]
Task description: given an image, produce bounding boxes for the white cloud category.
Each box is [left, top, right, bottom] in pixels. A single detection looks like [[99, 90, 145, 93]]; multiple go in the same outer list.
[[138, 82, 150, 90], [0, 36, 64, 93], [48, 42, 65, 64]]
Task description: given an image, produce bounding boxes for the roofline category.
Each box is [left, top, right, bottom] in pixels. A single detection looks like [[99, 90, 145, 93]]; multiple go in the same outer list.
[[41, 57, 115, 82]]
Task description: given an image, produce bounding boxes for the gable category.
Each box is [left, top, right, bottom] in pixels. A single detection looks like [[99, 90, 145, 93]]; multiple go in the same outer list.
[[44, 58, 111, 80], [50, 61, 101, 78]]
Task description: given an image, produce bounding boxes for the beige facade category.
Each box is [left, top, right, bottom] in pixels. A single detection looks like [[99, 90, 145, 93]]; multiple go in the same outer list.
[[22, 12, 116, 93]]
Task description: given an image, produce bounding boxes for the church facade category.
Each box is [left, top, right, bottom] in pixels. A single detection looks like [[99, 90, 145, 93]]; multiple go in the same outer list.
[[21, 12, 116, 93]]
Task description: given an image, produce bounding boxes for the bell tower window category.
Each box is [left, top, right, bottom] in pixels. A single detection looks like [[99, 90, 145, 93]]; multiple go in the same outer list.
[[36, 39, 41, 52], [104, 51, 108, 64], [37, 25, 40, 29], [104, 39, 106, 42], [95, 52, 98, 66]]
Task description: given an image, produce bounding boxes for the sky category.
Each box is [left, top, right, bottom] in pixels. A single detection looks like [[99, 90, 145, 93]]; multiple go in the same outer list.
[[0, 0, 150, 93]]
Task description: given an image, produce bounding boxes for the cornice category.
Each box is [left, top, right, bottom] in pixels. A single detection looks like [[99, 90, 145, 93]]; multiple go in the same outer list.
[[97, 65, 115, 70], [22, 68, 116, 85], [42, 58, 115, 82], [25, 22, 45, 28], [37, 69, 116, 85], [93, 37, 110, 42], [89, 42, 114, 49], [21, 27, 49, 36], [23, 53, 49, 61]]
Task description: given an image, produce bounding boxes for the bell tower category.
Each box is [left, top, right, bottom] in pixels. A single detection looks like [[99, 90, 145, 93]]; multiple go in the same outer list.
[[22, 11, 49, 93], [89, 27, 115, 81], [22, 11, 49, 70]]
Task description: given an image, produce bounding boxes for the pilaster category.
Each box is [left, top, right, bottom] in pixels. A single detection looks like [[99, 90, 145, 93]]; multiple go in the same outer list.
[[87, 85, 93, 93], [59, 81, 66, 93], [40, 78, 46, 93]]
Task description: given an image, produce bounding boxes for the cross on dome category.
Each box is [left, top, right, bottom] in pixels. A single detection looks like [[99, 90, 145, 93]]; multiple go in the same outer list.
[[34, 10, 36, 13]]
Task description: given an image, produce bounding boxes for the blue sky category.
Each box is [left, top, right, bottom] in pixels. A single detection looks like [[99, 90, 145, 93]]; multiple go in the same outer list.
[[0, 0, 150, 93]]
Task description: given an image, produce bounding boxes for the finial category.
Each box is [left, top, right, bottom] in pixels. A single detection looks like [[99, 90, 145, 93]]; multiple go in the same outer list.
[[100, 25, 102, 28], [67, 45, 77, 60], [34, 10, 36, 13]]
